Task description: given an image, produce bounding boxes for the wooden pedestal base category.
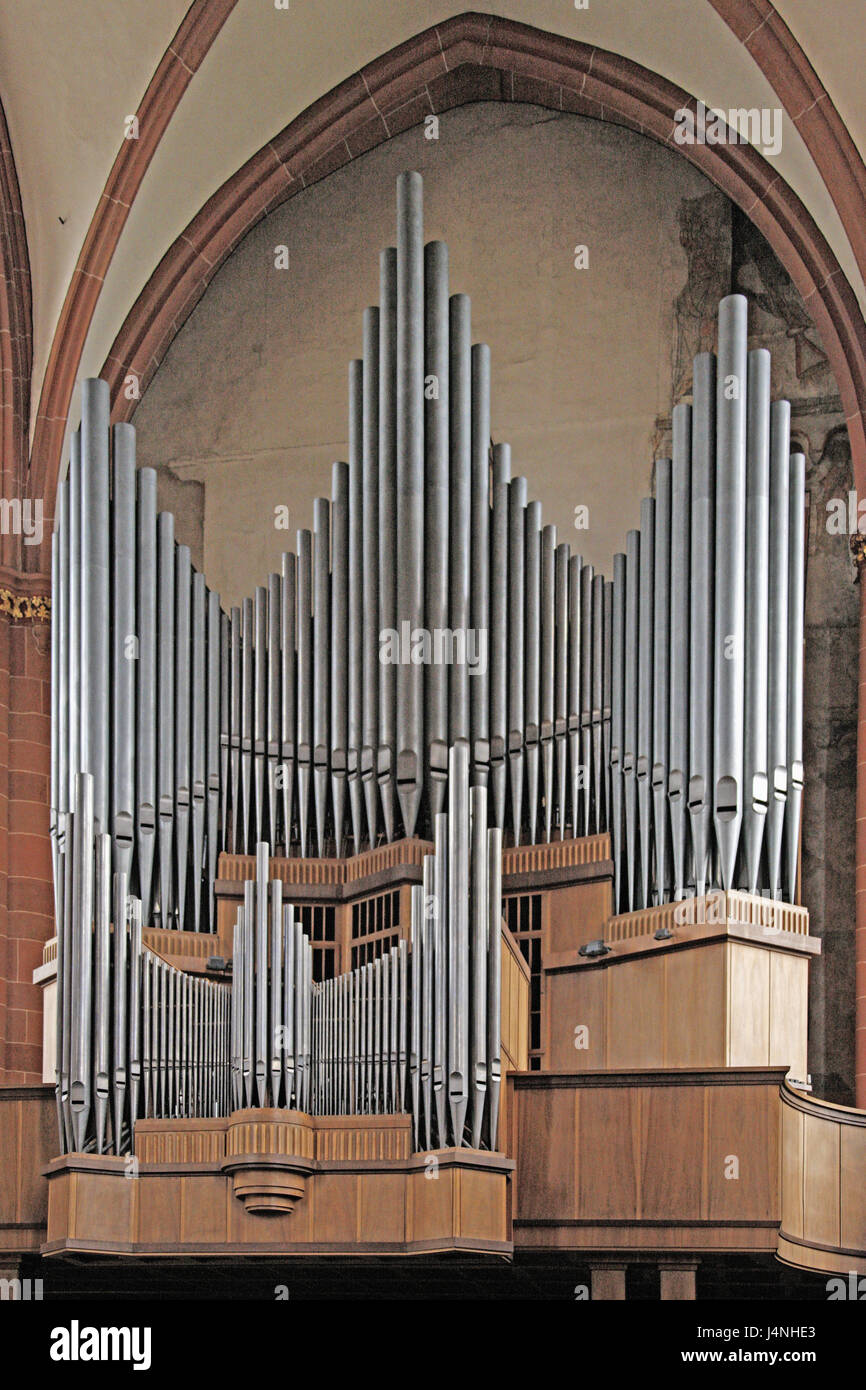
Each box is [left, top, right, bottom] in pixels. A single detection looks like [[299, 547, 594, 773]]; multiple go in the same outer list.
[[41, 1109, 514, 1258]]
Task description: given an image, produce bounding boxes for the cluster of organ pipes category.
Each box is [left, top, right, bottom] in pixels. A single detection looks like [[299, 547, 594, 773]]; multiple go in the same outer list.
[[49, 170, 619, 950], [49, 169, 808, 1154], [229, 843, 315, 1113], [610, 298, 806, 911], [56, 770, 230, 1156], [229, 742, 503, 1150], [50, 383, 224, 938]]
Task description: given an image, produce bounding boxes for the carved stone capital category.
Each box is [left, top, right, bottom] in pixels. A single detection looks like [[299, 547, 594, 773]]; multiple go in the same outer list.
[[850, 531, 866, 576]]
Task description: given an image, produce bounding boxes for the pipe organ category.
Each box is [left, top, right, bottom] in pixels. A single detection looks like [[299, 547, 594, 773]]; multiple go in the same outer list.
[[48, 170, 808, 1164]]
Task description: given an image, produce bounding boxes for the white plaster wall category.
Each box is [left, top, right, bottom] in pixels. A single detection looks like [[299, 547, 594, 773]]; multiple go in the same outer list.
[[133, 102, 717, 606]]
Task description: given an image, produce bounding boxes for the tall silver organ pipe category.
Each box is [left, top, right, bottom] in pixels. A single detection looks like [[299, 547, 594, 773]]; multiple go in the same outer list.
[[80, 380, 110, 837], [191, 573, 207, 933], [157, 513, 175, 925], [378, 248, 398, 843], [174, 546, 192, 930], [266, 572, 281, 853], [111, 424, 136, 887], [668, 407, 691, 902], [424, 240, 450, 824], [610, 553, 625, 910], [508, 476, 528, 843], [449, 292, 472, 758], [347, 358, 364, 855], [313, 498, 331, 857], [743, 351, 771, 894], [651, 460, 671, 906], [557, 546, 572, 842], [471, 342, 491, 791], [786, 452, 806, 905], [766, 403, 791, 899], [540, 524, 556, 846], [362, 307, 380, 850], [636, 499, 654, 911], [489, 444, 510, 831], [296, 530, 312, 858], [713, 295, 748, 892], [689, 353, 716, 897], [396, 170, 425, 840], [331, 462, 349, 856], [524, 501, 541, 846]]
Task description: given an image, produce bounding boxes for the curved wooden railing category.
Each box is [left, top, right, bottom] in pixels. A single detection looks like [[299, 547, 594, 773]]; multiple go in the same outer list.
[[778, 1081, 866, 1278]]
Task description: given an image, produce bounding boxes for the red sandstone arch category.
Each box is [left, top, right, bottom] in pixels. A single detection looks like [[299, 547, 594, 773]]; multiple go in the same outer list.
[[0, 95, 31, 571], [90, 11, 866, 522], [709, 0, 866, 286], [26, 0, 237, 545]]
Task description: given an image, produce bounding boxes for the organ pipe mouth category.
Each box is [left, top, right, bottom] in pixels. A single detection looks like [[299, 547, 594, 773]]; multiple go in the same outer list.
[[716, 777, 739, 819]]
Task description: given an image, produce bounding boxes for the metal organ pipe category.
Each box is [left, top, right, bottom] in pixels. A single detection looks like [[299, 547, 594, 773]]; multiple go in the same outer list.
[[424, 240, 450, 824], [174, 547, 192, 930], [379, 248, 398, 842], [362, 308, 380, 849], [80, 380, 110, 837], [347, 358, 364, 855], [489, 444, 510, 831], [713, 295, 749, 892], [766, 402, 791, 899], [266, 573, 281, 854], [449, 293, 472, 755], [191, 572, 207, 932], [331, 463, 349, 856], [470, 342, 491, 791], [508, 477, 528, 843], [568, 554, 583, 841], [296, 531, 312, 858], [786, 453, 806, 904], [622, 530, 639, 911], [557, 547, 573, 841], [579, 560, 593, 839], [652, 461, 671, 906], [743, 351, 772, 894], [591, 571, 604, 840], [636, 498, 655, 910], [524, 501, 542, 847], [610, 554, 625, 911], [111, 425, 136, 888], [540, 524, 556, 844], [396, 170, 425, 840], [313, 498, 331, 857], [668, 408, 691, 902], [689, 353, 716, 897]]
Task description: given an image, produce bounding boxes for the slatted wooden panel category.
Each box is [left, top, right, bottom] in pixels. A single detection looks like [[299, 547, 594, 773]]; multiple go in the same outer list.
[[350, 889, 401, 968], [503, 893, 543, 1070]]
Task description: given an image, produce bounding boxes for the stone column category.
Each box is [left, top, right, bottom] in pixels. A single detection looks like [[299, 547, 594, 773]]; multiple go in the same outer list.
[[590, 1262, 627, 1300], [0, 577, 53, 1083], [659, 1259, 699, 1300]]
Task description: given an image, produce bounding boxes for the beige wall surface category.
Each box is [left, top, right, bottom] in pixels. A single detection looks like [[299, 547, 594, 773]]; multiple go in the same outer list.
[[132, 102, 715, 605]]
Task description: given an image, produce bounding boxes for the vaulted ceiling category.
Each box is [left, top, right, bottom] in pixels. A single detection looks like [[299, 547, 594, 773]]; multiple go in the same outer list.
[[1, 0, 864, 534]]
